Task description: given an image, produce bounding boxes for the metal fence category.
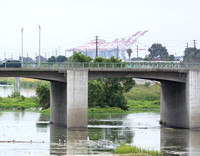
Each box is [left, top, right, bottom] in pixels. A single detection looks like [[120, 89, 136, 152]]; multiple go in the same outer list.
[[1, 62, 200, 69]]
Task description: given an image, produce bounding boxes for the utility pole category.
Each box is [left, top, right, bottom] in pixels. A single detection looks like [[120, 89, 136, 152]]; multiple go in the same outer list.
[[186, 42, 188, 48], [160, 47, 162, 61], [194, 40, 197, 48], [95, 36, 98, 57], [38, 25, 41, 67], [21, 28, 24, 63], [137, 45, 139, 59], [194, 40, 197, 62]]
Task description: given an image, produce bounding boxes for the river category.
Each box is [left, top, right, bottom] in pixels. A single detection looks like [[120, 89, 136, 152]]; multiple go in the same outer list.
[[0, 111, 200, 155], [0, 86, 200, 155]]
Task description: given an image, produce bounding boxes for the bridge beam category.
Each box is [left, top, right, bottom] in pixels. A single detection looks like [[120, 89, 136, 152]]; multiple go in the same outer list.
[[67, 70, 88, 128], [50, 81, 67, 127]]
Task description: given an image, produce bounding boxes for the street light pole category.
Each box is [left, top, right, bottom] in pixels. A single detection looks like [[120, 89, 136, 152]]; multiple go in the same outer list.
[[38, 25, 41, 67], [21, 28, 24, 64]]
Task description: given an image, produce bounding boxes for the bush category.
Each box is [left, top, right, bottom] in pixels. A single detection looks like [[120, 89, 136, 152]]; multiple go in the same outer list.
[[10, 91, 20, 98], [36, 84, 50, 110]]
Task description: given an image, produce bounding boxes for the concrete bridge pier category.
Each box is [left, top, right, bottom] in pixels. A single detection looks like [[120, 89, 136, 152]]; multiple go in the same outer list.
[[50, 81, 67, 127], [50, 70, 88, 128], [161, 71, 200, 129], [67, 70, 88, 129], [160, 81, 189, 128]]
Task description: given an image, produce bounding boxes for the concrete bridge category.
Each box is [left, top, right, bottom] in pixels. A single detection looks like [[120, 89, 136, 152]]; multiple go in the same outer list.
[[1, 62, 200, 129]]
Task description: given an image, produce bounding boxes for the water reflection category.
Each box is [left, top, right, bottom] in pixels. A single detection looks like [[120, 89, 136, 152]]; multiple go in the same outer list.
[[0, 85, 36, 97], [3, 111, 200, 155], [50, 125, 88, 155], [48, 113, 135, 155], [161, 128, 200, 155]]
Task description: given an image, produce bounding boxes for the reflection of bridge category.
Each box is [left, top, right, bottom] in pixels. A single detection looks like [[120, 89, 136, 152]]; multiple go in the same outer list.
[[1, 62, 200, 129]]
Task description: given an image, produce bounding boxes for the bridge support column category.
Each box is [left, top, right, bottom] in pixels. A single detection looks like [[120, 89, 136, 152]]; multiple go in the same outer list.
[[160, 81, 189, 128], [50, 81, 67, 127], [67, 70, 88, 128], [187, 71, 200, 129], [161, 71, 200, 129]]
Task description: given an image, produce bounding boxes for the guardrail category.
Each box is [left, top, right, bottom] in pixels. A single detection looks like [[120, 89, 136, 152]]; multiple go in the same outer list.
[[1, 62, 200, 69]]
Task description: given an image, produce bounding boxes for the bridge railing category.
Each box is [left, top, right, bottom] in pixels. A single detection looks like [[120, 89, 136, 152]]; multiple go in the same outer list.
[[2, 62, 200, 69]]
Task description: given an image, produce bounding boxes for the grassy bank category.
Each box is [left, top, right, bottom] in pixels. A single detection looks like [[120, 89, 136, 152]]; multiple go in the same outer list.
[[0, 96, 39, 110], [124, 84, 160, 112], [114, 144, 162, 155]]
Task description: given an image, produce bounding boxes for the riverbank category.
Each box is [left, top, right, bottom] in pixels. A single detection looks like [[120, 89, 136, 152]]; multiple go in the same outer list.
[[0, 96, 39, 110]]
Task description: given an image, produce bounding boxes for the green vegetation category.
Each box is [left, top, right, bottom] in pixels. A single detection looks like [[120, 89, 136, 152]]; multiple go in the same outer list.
[[40, 107, 50, 116], [0, 96, 39, 110], [114, 144, 162, 155], [88, 107, 125, 113], [125, 84, 160, 112], [144, 43, 175, 61], [36, 84, 50, 110]]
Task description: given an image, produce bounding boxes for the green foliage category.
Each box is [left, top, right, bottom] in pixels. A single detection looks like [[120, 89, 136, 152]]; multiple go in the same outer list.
[[0, 97, 39, 110], [144, 82, 150, 88], [183, 47, 200, 63], [88, 107, 125, 113], [68, 52, 92, 62], [88, 80, 105, 107], [47, 56, 56, 62], [48, 55, 67, 62], [10, 91, 20, 98], [93, 56, 122, 63], [124, 84, 160, 101], [36, 84, 50, 110], [114, 144, 162, 155], [57, 55, 67, 62], [0, 78, 14, 85], [101, 78, 128, 110], [148, 43, 175, 61], [40, 107, 50, 116]]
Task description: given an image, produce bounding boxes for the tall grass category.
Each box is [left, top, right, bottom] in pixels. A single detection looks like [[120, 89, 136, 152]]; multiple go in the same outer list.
[[125, 84, 160, 112], [115, 144, 162, 155]]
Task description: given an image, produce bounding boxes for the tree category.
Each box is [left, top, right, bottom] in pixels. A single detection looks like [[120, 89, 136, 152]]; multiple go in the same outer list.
[[36, 84, 50, 110], [147, 43, 175, 61], [93, 56, 135, 110], [57, 55, 67, 62], [88, 80, 105, 107], [183, 47, 200, 63], [47, 56, 56, 62], [68, 52, 92, 62]]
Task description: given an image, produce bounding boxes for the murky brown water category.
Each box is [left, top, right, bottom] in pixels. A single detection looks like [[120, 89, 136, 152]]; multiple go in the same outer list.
[[0, 111, 200, 155]]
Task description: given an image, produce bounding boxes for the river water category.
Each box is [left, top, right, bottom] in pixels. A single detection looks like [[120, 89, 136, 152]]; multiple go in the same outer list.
[[0, 111, 200, 156], [0, 86, 200, 155]]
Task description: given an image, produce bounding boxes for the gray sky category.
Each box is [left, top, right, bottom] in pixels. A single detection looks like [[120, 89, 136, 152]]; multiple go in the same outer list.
[[0, 0, 199, 60]]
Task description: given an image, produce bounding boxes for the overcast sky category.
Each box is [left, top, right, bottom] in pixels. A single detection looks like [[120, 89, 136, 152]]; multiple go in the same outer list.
[[0, 0, 199, 60]]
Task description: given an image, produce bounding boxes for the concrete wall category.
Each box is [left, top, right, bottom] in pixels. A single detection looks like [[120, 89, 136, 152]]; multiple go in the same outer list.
[[187, 71, 200, 129], [50, 81, 67, 127], [67, 70, 88, 128], [160, 81, 189, 128]]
